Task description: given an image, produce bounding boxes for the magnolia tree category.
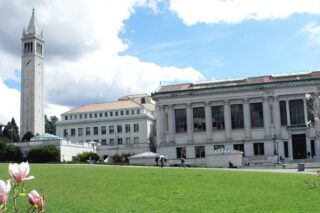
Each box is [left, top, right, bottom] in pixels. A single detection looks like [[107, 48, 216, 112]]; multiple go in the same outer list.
[[305, 93, 320, 138], [0, 162, 44, 213]]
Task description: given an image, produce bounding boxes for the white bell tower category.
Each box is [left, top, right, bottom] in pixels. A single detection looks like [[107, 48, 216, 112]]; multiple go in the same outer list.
[[20, 9, 44, 138]]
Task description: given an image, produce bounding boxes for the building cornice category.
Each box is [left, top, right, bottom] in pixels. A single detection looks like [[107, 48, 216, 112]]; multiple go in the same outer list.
[[152, 78, 320, 100]]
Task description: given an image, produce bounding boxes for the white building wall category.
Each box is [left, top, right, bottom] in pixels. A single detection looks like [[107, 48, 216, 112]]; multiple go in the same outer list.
[[152, 77, 320, 165]]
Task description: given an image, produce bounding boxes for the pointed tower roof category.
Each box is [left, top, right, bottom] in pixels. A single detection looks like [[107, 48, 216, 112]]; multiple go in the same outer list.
[[26, 8, 40, 35]]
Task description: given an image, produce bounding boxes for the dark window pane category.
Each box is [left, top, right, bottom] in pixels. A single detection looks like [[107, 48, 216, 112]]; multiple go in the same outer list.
[[193, 107, 206, 132], [176, 147, 186, 158], [289, 99, 305, 125], [231, 104, 244, 129], [279, 101, 287, 126], [175, 109, 187, 133], [212, 105, 225, 130], [254, 143, 264, 155], [250, 102, 264, 128]]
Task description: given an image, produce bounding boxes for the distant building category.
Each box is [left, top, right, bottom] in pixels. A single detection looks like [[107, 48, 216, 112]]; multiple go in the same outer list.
[[20, 9, 45, 138], [56, 94, 156, 157], [15, 133, 97, 162], [152, 71, 320, 166]]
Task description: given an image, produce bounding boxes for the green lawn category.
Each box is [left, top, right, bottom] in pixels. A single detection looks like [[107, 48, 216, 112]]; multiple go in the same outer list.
[[0, 164, 319, 213]]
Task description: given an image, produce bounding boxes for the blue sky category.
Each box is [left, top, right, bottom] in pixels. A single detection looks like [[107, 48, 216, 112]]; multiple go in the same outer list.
[[1, 0, 320, 124], [121, 6, 320, 80]]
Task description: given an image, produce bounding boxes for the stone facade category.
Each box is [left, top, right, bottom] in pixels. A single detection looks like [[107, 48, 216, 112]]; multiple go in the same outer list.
[[152, 71, 320, 165], [20, 9, 44, 137], [56, 94, 156, 157]]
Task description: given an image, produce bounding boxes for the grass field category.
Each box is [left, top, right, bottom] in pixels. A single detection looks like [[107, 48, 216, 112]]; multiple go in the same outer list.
[[0, 164, 320, 213]]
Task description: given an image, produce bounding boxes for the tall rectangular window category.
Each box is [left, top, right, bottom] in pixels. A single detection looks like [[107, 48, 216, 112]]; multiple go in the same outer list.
[[176, 147, 186, 159], [117, 137, 122, 145], [78, 128, 83, 136], [175, 109, 187, 133], [134, 124, 139, 132], [109, 125, 114, 134], [63, 129, 68, 137], [279, 101, 287, 126], [211, 105, 224, 130], [93, 127, 99, 135], [101, 126, 106, 135], [125, 124, 130, 133], [85, 127, 91, 136], [250, 102, 264, 128], [195, 146, 205, 158], [231, 104, 244, 129], [71, 128, 76, 137], [109, 138, 114, 145], [193, 107, 206, 132], [254, 143, 264, 155], [125, 137, 131, 144], [289, 99, 305, 125], [117, 125, 122, 133], [101, 139, 107, 145], [134, 137, 139, 144]]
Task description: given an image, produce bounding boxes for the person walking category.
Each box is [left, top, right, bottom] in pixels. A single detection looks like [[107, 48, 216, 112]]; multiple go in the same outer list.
[[155, 156, 159, 166], [160, 156, 164, 168]]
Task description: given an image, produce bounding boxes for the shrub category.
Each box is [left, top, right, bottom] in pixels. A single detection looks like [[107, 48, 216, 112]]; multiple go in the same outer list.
[[112, 153, 132, 163], [27, 145, 60, 163], [75, 152, 100, 163], [5, 144, 23, 162]]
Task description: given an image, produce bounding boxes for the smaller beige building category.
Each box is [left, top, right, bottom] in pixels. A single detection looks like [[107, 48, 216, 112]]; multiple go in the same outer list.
[[56, 94, 156, 157]]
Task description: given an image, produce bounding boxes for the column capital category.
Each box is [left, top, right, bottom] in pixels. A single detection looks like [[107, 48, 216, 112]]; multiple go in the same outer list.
[[205, 101, 211, 107], [243, 98, 249, 103], [168, 104, 174, 110], [224, 99, 230, 105]]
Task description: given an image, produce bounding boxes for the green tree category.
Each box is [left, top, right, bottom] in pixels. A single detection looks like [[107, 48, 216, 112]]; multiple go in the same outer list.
[[45, 115, 58, 135], [27, 145, 60, 163], [21, 131, 34, 142], [2, 118, 19, 142], [0, 139, 7, 161], [75, 152, 100, 163]]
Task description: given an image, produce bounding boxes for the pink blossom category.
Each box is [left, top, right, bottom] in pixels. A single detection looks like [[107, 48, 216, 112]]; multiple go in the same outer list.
[[9, 162, 34, 183], [0, 180, 11, 205], [28, 190, 45, 212]]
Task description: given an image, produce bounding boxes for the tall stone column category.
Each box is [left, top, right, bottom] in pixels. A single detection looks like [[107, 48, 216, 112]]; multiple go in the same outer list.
[[303, 99, 308, 124], [156, 104, 165, 145], [168, 105, 175, 144], [205, 102, 213, 142], [243, 98, 251, 140], [155, 104, 161, 146], [273, 96, 281, 137], [186, 103, 193, 144], [160, 106, 166, 144], [285, 99, 291, 125], [288, 134, 293, 160], [224, 100, 231, 140], [263, 96, 271, 139]]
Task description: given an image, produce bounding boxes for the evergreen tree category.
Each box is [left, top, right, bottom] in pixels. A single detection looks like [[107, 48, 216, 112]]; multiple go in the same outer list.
[[45, 115, 58, 135], [21, 131, 34, 142], [2, 118, 19, 142]]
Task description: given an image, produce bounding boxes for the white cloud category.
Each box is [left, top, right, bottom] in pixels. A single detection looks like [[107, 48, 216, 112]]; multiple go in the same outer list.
[[0, 77, 20, 125], [300, 22, 320, 46], [0, 0, 204, 125], [169, 0, 320, 25]]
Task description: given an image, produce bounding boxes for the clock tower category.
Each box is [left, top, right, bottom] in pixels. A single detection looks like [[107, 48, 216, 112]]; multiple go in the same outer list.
[[20, 9, 44, 138]]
